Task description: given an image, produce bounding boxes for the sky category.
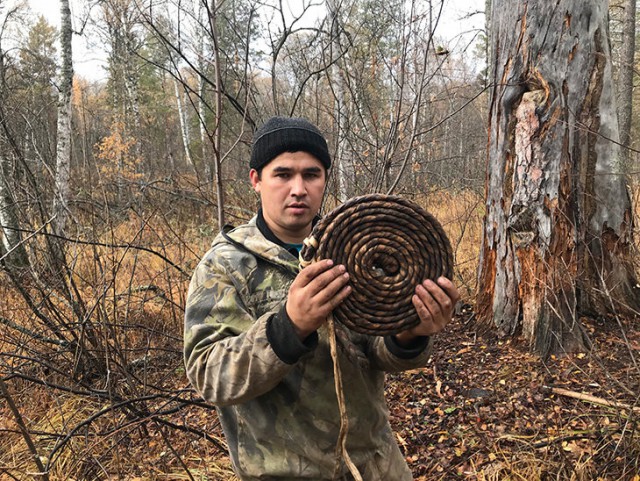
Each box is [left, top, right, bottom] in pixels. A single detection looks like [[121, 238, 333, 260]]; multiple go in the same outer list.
[[28, 0, 106, 80], [26, 0, 486, 82]]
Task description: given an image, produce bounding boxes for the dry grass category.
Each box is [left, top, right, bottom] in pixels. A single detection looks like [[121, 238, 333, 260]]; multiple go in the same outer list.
[[0, 209, 220, 480], [416, 189, 485, 298], [2, 184, 640, 480]]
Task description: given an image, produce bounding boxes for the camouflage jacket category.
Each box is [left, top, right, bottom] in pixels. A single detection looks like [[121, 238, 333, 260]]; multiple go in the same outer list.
[[184, 217, 433, 480]]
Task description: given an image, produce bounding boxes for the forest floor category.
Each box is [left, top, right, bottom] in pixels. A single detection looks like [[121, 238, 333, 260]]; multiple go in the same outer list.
[[157, 306, 640, 481], [2, 252, 640, 481], [2, 307, 640, 480], [388, 306, 640, 480]]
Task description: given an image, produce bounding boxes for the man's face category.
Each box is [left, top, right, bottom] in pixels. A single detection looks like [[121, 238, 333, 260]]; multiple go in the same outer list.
[[250, 151, 327, 244]]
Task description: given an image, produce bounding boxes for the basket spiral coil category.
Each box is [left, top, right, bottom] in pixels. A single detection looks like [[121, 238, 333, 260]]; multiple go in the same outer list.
[[300, 194, 454, 336]]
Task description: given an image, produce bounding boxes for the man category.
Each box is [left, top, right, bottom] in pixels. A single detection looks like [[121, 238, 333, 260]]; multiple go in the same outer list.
[[184, 116, 459, 480]]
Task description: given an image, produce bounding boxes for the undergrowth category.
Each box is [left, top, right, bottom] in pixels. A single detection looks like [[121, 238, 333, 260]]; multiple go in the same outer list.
[[1, 183, 639, 480]]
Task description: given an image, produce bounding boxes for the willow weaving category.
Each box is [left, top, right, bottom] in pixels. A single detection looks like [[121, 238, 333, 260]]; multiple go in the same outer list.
[[300, 194, 454, 336]]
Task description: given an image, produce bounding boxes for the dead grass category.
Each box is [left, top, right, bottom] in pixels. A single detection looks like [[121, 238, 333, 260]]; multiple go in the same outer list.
[[415, 189, 485, 298], [2, 185, 640, 480], [0, 374, 235, 480], [0, 210, 214, 480]]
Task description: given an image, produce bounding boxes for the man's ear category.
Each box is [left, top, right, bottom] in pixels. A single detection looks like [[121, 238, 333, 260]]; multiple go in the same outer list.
[[249, 169, 261, 192]]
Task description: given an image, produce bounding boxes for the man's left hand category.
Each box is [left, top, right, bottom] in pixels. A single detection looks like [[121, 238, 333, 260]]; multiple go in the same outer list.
[[394, 277, 460, 345]]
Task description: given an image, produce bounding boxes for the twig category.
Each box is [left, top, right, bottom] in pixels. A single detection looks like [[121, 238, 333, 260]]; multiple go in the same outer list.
[[155, 421, 196, 481], [0, 223, 188, 277], [0, 215, 54, 264], [0, 378, 50, 480], [0, 467, 22, 481], [496, 432, 598, 449], [545, 386, 640, 413]]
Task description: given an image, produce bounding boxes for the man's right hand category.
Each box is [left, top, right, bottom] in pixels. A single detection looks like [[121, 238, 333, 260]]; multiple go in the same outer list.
[[286, 259, 351, 340]]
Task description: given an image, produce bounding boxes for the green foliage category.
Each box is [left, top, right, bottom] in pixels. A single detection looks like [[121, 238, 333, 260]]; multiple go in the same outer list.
[[19, 15, 57, 86]]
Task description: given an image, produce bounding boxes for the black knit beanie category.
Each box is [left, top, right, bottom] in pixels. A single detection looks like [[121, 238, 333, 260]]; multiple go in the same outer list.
[[250, 116, 331, 172]]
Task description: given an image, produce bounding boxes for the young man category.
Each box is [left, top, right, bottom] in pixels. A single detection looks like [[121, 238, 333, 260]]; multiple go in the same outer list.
[[184, 116, 459, 480]]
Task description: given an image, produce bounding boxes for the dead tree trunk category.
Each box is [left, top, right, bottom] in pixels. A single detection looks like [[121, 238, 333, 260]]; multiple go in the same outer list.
[[618, 0, 635, 167], [477, 0, 640, 357]]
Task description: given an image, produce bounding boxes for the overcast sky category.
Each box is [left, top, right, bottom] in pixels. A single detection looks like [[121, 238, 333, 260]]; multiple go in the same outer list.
[[26, 0, 485, 82]]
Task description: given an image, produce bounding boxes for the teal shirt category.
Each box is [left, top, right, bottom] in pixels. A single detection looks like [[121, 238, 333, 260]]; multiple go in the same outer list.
[[286, 242, 303, 254]]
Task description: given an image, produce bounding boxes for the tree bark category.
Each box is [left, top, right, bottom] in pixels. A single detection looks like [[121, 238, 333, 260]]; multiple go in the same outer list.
[[0, 33, 29, 269], [477, 0, 639, 357], [618, 0, 635, 167], [52, 0, 73, 236], [173, 73, 195, 171], [0, 155, 29, 268]]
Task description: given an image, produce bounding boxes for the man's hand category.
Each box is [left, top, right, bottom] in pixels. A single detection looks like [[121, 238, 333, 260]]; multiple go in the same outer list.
[[287, 259, 351, 340], [394, 277, 460, 346]]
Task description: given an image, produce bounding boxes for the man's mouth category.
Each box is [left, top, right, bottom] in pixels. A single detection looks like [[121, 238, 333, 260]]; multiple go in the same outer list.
[[287, 203, 309, 213]]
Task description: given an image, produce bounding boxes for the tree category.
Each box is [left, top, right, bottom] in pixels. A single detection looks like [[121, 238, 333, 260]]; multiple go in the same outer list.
[[52, 0, 73, 236], [19, 15, 57, 88], [208, 0, 225, 229], [101, 0, 144, 184], [0, 1, 30, 269], [136, 0, 261, 227], [477, 0, 640, 357], [327, 0, 351, 202], [617, 0, 635, 167], [18, 15, 58, 163]]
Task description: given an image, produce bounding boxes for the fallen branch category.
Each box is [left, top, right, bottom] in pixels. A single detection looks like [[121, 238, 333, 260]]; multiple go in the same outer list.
[[544, 386, 640, 413], [0, 316, 70, 347], [497, 431, 598, 449]]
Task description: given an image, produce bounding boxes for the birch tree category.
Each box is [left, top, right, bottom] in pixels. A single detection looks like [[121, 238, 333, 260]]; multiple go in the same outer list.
[[102, 0, 143, 168], [0, 2, 29, 268], [173, 74, 195, 170], [477, 0, 640, 356], [0, 70, 28, 269], [165, 2, 195, 173], [52, 0, 73, 236]]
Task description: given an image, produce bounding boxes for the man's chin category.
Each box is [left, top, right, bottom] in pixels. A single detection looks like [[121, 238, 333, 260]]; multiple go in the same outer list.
[[284, 215, 313, 231]]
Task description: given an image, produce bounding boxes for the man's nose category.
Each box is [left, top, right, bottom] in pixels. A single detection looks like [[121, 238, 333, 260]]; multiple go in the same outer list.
[[290, 175, 307, 196]]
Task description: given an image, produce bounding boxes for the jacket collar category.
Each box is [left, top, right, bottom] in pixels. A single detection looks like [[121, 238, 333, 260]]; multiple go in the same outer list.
[[219, 217, 300, 274], [219, 209, 321, 273], [256, 208, 301, 258]]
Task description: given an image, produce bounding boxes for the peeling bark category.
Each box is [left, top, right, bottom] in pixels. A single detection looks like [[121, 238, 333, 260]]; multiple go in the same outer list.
[[618, 0, 635, 167], [477, 0, 639, 357]]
